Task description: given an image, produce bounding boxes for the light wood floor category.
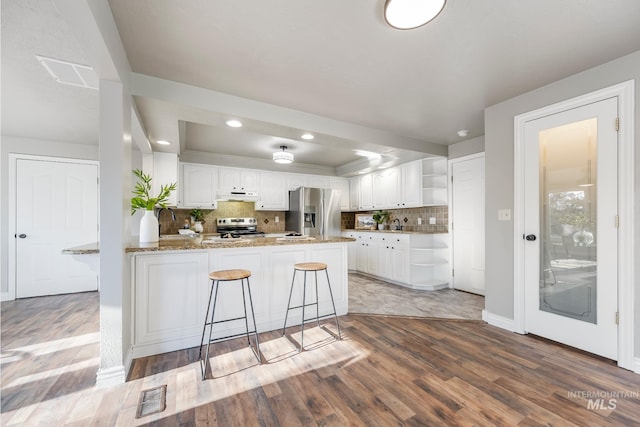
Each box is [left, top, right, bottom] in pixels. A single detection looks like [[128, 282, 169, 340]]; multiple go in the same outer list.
[[3, 292, 640, 426], [348, 273, 484, 319]]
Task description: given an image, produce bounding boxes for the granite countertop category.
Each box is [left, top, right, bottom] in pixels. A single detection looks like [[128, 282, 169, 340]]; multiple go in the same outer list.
[[62, 235, 355, 255], [342, 229, 446, 235]]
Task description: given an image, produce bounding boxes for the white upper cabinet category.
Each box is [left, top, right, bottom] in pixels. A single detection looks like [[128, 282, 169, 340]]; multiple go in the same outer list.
[[218, 167, 259, 193], [373, 167, 401, 209], [400, 160, 423, 208], [305, 174, 331, 189], [256, 171, 288, 210], [348, 177, 360, 211], [179, 163, 218, 208], [359, 173, 374, 210], [286, 173, 306, 191], [329, 177, 350, 211], [153, 152, 179, 207]]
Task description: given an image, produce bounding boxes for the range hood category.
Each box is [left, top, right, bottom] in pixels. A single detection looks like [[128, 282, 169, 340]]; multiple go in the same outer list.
[[216, 191, 259, 202]]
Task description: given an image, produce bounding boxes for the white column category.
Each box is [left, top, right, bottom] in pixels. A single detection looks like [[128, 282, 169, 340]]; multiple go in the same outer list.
[[96, 79, 132, 387]]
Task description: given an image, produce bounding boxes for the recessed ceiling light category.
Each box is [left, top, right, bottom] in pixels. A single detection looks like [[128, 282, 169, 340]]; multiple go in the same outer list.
[[457, 129, 469, 137], [384, 0, 446, 30], [156, 140, 171, 146], [301, 133, 314, 140], [225, 119, 243, 128]]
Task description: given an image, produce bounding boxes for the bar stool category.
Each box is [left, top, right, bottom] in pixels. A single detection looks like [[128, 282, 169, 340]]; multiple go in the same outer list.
[[282, 262, 342, 352], [199, 269, 261, 380]]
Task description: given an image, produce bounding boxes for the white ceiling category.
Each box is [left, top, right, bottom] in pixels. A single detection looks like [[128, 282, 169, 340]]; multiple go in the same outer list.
[[3, 0, 640, 174]]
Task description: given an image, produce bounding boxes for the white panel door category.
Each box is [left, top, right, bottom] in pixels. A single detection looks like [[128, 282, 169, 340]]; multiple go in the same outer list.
[[451, 155, 485, 295], [523, 97, 618, 360], [16, 159, 98, 298]]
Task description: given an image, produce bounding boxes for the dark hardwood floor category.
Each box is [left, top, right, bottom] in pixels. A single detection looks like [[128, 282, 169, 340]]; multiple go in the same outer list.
[[2, 291, 639, 426]]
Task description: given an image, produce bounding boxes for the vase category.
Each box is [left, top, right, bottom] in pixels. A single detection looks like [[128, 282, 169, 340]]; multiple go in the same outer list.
[[377, 224, 385, 230], [193, 221, 204, 233], [139, 210, 159, 243], [572, 229, 593, 247]]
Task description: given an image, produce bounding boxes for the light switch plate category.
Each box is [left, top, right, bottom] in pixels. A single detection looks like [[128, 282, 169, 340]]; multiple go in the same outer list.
[[498, 209, 511, 221]]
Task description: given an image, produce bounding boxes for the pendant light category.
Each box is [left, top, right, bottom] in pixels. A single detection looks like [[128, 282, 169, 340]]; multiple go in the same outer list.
[[384, 0, 446, 30], [273, 145, 294, 164]]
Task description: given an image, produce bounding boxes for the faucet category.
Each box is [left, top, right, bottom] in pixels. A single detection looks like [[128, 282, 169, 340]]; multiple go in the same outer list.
[[155, 207, 176, 235], [393, 218, 402, 231]]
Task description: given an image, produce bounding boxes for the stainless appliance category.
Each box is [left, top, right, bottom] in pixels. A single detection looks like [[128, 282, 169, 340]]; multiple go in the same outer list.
[[286, 187, 341, 237], [216, 217, 265, 238]]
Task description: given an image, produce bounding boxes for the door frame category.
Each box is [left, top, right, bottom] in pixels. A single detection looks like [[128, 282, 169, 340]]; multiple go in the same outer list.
[[6, 154, 99, 301], [513, 80, 634, 370], [448, 152, 485, 293]]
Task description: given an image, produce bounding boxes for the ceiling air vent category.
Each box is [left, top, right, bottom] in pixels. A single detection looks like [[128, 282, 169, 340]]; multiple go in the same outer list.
[[35, 55, 98, 90]]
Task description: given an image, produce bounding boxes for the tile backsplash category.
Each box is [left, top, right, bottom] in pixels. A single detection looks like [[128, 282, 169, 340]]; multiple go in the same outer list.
[[158, 202, 447, 235], [341, 206, 448, 233], [157, 201, 286, 235]]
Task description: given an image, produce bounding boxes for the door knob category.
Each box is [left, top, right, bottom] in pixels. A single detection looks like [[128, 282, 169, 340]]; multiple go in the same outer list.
[[524, 234, 536, 241], [18, 234, 27, 239]]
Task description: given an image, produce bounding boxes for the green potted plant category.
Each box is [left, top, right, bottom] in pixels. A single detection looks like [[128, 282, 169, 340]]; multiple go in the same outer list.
[[131, 169, 176, 243], [372, 210, 389, 230]]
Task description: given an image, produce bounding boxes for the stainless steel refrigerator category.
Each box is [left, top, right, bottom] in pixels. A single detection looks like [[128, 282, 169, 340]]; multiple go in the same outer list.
[[285, 187, 341, 237]]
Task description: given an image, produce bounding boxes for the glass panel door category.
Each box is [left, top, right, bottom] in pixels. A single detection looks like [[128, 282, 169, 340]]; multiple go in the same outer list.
[[539, 118, 597, 323]]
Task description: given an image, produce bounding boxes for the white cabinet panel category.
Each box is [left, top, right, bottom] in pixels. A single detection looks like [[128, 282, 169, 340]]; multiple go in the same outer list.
[[306, 175, 331, 189], [342, 231, 358, 270], [257, 171, 288, 210], [218, 167, 259, 192], [286, 173, 306, 191], [359, 174, 374, 210], [134, 252, 209, 350], [348, 177, 360, 211], [401, 160, 423, 208], [179, 163, 218, 208], [330, 177, 350, 211]]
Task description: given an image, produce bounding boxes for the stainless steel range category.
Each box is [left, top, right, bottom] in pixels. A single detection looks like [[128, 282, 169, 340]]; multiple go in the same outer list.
[[216, 217, 265, 238]]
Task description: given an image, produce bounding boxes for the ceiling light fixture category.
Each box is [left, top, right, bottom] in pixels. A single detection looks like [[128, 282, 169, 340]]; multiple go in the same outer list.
[[457, 129, 469, 137], [384, 0, 446, 30], [301, 133, 314, 140], [156, 140, 171, 145], [225, 119, 243, 128], [273, 145, 294, 164]]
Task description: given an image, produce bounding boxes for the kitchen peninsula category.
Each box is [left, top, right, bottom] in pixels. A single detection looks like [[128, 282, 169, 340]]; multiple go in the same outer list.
[[64, 235, 353, 359]]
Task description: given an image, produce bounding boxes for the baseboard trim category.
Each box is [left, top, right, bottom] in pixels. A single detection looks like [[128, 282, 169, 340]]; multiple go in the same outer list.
[[1, 292, 12, 302], [633, 357, 640, 375], [482, 310, 517, 333], [95, 365, 126, 389]]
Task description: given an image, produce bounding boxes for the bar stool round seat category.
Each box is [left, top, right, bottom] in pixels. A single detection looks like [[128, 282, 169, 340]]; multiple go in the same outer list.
[[282, 261, 342, 352], [293, 262, 327, 271], [199, 268, 261, 380], [209, 269, 251, 281]]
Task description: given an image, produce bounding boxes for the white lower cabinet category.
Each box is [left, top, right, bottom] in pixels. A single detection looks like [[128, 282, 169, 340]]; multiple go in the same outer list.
[[134, 252, 209, 355], [345, 231, 449, 291], [131, 243, 348, 358]]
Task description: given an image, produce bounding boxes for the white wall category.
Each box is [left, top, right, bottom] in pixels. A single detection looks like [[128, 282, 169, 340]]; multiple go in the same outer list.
[[448, 136, 485, 159], [0, 136, 98, 295], [484, 50, 639, 357]]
